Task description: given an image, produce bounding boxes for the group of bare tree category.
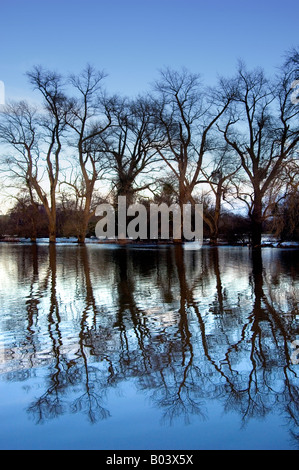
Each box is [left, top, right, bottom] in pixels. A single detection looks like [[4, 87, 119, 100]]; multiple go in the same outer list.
[[0, 48, 298, 245]]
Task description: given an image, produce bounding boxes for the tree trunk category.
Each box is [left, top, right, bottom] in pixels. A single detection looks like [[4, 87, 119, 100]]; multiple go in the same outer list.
[[48, 219, 56, 243], [77, 229, 87, 244], [210, 183, 223, 245], [251, 195, 263, 248], [176, 183, 189, 243], [209, 229, 219, 246], [251, 220, 262, 248], [77, 208, 92, 244], [77, 214, 88, 243]]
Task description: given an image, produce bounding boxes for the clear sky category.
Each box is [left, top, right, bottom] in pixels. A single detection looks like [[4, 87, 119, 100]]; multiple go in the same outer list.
[[0, 0, 298, 103]]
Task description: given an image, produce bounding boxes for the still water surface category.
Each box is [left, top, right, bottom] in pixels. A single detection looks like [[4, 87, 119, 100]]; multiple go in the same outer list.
[[0, 243, 298, 450]]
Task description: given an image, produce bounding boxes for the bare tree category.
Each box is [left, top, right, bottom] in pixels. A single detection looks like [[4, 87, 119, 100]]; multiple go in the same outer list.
[[199, 145, 241, 244], [152, 67, 234, 239], [100, 96, 162, 206], [220, 60, 299, 247], [27, 66, 68, 242], [284, 47, 299, 83], [269, 154, 299, 240], [0, 65, 67, 243], [65, 65, 112, 243]]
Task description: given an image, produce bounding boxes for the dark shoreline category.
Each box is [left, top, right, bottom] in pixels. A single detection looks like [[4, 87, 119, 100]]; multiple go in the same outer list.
[[1, 237, 299, 249]]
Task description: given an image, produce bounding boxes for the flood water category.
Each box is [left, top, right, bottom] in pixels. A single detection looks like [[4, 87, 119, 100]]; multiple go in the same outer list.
[[0, 242, 298, 450]]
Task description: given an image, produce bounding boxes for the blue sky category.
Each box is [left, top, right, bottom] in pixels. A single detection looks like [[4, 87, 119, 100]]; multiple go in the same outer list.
[[0, 0, 298, 102]]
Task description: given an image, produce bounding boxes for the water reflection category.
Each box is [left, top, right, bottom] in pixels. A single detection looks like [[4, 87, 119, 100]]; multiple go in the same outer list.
[[0, 244, 298, 447]]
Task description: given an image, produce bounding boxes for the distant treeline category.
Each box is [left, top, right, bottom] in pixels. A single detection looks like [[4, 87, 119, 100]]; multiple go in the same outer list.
[[0, 193, 298, 244], [0, 48, 298, 245]]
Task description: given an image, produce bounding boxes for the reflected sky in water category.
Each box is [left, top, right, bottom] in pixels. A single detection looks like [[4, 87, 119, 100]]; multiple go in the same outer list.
[[0, 243, 298, 450]]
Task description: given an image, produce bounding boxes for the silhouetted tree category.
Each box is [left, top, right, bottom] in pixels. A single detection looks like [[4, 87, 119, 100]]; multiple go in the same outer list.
[[0, 67, 68, 242], [220, 58, 299, 247], [100, 96, 162, 206], [65, 65, 113, 243], [152, 67, 234, 240], [199, 145, 241, 244]]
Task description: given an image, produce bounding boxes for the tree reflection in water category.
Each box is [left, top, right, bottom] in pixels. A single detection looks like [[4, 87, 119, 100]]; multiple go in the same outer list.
[[0, 243, 298, 445]]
